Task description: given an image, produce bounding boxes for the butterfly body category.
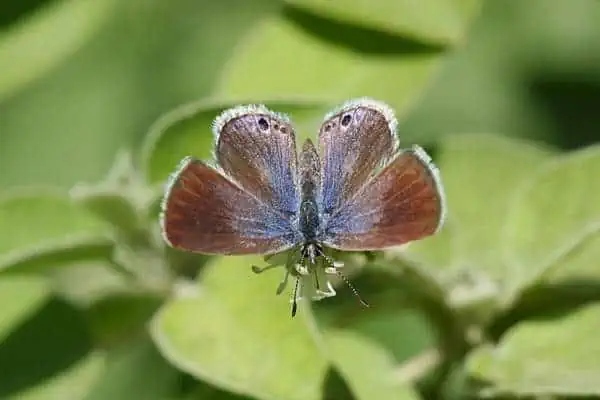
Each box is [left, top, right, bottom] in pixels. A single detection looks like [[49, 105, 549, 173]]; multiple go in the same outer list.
[[160, 98, 446, 314], [298, 139, 322, 244]]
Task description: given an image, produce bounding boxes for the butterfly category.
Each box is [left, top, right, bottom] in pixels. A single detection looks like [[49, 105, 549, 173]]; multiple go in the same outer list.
[[160, 98, 446, 316]]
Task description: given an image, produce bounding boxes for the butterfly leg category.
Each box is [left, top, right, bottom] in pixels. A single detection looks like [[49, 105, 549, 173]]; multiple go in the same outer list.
[[302, 245, 334, 300], [294, 263, 310, 276], [251, 264, 280, 274], [276, 269, 290, 295], [313, 246, 344, 275], [324, 261, 344, 275]]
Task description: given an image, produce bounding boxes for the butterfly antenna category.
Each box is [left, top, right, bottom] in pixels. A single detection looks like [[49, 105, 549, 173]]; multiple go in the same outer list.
[[336, 270, 369, 308], [314, 246, 369, 308], [276, 270, 290, 295], [291, 277, 300, 317]]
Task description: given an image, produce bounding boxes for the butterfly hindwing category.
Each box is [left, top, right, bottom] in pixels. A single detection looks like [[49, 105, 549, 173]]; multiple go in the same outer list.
[[318, 98, 398, 214], [161, 157, 298, 255], [321, 146, 446, 251], [214, 105, 300, 216]]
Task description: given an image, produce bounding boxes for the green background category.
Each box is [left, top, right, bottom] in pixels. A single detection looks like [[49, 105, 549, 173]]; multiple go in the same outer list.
[[0, 0, 599, 399]]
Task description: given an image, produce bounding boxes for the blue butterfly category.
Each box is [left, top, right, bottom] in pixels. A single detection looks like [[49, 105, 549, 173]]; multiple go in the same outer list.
[[160, 98, 446, 315]]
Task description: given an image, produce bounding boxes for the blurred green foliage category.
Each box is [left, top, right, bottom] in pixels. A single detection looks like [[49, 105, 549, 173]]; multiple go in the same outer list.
[[1, 0, 599, 399]]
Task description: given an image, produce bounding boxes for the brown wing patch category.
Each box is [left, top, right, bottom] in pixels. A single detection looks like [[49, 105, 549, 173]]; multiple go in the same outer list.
[[322, 147, 445, 251], [161, 158, 297, 255]]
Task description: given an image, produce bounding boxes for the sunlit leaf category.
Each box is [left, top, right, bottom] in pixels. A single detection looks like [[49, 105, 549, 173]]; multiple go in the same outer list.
[[503, 144, 600, 293], [286, 0, 481, 45], [9, 352, 105, 400], [85, 336, 179, 400], [151, 256, 328, 400], [403, 134, 555, 281], [71, 191, 141, 238], [0, 0, 117, 101], [343, 310, 435, 364], [395, 217, 459, 272], [0, 191, 113, 272], [467, 302, 600, 396], [0, 1, 281, 189], [0, 276, 50, 341], [216, 13, 444, 118], [325, 330, 420, 400], [0, 242, 115, 276], [70, 150, 152, 239]]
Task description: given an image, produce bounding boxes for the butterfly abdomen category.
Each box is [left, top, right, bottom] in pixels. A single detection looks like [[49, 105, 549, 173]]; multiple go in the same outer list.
[[300, 198, 320, 241]]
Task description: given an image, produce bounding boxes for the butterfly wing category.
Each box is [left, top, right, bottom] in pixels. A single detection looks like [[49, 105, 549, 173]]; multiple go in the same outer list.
[[321, 146, 446, 251], [214, 105, 299, 215], [161, 157, 299, 255], [318, 98, 398, 214]]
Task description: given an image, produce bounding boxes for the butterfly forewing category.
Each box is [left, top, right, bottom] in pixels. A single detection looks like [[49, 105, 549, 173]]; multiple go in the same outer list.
[[215, 105, 299, 215], [322, 146, 446, 251], [161, 157, 298, 255], [318, 98, 398, 214]]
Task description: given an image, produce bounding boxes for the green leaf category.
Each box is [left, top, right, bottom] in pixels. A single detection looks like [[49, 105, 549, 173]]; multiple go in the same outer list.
[[0, 1, 279, 190], [0, 191, 113, 272], [0, 276, 50, 341], [86, 293, 163, 347], [179, 384, 255, 400], [325, 330, 420, 400], [402, 134, 555, 288], [71, 190, 141, 238], [0, 297, 93, 397], [343, 310, 436, 364], [85, 336, 180, 400], [142, 99, 327, 184], [0, 241, 115, 275], [216, 12, 445, 118], [70, 150, 155, 240], [0, 0, 117, 101], [467, 302, 600, 396], [9, 352, 105, 400], [49, 261, 133, 307], [395, 217, 459, 272], [111, 244, 173, 294], [503, 145, 600, 291], [286, 0, 481, 45], [150, 256, 328, 400], [312, 267, 437, 365]]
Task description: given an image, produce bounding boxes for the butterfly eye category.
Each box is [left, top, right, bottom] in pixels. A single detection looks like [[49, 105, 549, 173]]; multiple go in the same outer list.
[[258, 117, 269, 131], [341, 113, 352, 127]]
